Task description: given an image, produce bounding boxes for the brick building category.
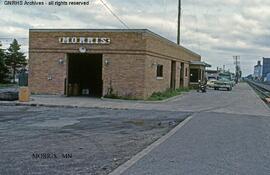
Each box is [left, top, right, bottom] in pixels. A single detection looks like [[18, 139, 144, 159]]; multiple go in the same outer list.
[[29, 29, 201, 99], [263, 57, 270, 81]]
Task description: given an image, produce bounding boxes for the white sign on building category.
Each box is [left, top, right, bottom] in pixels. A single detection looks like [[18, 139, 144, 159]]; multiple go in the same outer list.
[[59, 37, 110, 44]]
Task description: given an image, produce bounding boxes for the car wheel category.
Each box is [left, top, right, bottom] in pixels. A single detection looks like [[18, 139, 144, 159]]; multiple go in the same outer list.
[[227, 87, 232, 91]]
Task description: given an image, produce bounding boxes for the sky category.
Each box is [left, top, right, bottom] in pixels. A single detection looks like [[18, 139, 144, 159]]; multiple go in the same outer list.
[[0, 0, 270, 76]]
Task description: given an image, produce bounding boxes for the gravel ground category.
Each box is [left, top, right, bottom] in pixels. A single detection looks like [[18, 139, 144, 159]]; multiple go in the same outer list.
[[0, 106, 189, 175]]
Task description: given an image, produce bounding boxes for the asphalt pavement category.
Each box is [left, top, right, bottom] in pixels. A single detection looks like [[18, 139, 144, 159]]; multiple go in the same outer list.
[[112, 83, 270, 175], [1, 83, 270, 175], [0, 106, 188, 175], [121, 112, 270, 175]]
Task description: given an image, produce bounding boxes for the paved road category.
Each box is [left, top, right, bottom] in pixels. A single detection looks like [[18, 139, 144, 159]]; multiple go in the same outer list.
[[1, 83, 270, 175], [122, 112, 270, 175], [0, 106, 188, 175], [116, 84, 270, 175]]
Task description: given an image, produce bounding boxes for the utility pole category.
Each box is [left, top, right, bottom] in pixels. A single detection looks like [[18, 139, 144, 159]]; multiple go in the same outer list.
[[233, 56, 241, 84], [177, 0, 181, 45]]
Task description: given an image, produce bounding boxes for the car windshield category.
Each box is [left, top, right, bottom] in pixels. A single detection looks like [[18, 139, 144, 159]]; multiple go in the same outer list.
[[219, 77, 229, 81]]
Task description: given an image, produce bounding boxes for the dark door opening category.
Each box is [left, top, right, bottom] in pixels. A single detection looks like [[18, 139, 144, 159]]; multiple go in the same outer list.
[[180, 62, 184, 87], [190, 69, 199, 83], [170, 61, 176, 90], [67, 54, 103, 97]]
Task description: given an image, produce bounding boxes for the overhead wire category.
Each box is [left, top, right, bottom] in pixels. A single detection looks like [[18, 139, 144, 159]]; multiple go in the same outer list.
[[98, 0, 130, 29]]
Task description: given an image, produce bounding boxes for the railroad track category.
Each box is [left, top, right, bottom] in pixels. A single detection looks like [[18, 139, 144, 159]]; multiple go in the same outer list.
[[246, 80, 270, 103]]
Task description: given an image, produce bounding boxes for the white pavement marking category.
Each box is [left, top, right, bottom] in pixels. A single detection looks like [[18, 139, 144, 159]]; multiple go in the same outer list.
[[108, 116, 193, 175]]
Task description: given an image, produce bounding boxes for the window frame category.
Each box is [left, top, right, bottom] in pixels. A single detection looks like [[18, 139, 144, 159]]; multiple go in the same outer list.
[[156, 64, 164, 79]]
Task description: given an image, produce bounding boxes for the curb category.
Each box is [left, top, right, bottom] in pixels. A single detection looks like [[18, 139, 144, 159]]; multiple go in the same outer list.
[[0, 101, 78, 108], [0, 101, 136, 111], [108, 115, 193, 175], [0, 91, 192, 109]]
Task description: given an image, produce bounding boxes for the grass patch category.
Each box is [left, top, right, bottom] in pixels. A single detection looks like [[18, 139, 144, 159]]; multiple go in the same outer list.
[[104, 88, 190, 101], [148, 88, 190, 101]]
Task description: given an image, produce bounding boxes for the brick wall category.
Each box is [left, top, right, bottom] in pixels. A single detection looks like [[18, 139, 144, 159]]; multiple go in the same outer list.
[[144, 56, 171, 98], [29, 29, 200, 99], [102, 54, 145, 99], [144, 32, 201, 62], [183, 63, 190, 87], [28, 52, 66, 95]]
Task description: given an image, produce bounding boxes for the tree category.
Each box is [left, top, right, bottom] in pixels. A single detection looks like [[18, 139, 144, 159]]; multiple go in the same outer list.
[[5, 39, 27, 83], [0, 44, 9, 83]]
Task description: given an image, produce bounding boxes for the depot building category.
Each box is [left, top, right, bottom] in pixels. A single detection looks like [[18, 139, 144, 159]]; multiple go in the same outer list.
[[29, 29, 203, 99]]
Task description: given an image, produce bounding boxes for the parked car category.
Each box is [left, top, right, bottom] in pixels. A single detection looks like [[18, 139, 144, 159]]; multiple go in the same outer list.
[[213, 77, 232, 91], [207, 79, 217, 88]]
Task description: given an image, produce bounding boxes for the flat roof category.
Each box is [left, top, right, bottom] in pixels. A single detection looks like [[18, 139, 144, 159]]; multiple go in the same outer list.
[[206, 70, 218, 73], [29, 28, 200, 58], [190, 61, 211, 67]]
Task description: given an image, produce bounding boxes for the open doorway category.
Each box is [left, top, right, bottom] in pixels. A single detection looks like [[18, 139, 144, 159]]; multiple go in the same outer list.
[[170, 61, 176, 90], [180, 62, 184, 87], [190, 69, 199, 83], [67, 53, 103, 97]]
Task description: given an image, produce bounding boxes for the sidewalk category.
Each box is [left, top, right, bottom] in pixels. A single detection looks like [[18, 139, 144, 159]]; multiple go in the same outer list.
[[0, 83, 269, 116]]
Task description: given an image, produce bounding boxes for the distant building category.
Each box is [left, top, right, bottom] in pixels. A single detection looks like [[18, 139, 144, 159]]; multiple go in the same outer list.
[[253, 61, 262, 80], [246, 74, 253, 79], [267, 73, 270, 82], [263, 57, 270, 81]]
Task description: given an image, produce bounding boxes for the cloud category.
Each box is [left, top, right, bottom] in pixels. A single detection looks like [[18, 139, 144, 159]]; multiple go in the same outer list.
[[1, 0, 270, 75]]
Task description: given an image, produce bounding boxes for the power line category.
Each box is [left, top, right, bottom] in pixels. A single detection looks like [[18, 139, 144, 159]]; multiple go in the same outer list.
[[99, 0, 130, 29]]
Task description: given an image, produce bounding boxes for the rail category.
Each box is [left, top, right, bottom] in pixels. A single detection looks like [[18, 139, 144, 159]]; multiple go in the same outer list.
[[246, 80, 270, 102]]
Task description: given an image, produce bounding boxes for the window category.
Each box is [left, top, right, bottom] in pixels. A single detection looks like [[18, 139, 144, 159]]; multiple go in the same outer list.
[[156, 64, 163, 78], [185, 67, 188, 77]]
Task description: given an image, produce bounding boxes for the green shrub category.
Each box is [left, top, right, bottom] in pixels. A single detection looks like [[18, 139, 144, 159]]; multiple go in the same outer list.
[[148, 88, 190, 101]]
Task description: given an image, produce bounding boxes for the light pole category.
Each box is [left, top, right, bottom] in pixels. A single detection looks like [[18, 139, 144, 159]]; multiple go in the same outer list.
[[177, 0, 181, 45], [233, 56, 241, 84]]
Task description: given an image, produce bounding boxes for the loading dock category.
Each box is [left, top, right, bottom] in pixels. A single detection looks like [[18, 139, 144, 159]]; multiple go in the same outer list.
[[67, 53, 103, 97]]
